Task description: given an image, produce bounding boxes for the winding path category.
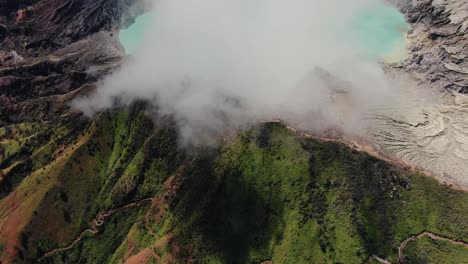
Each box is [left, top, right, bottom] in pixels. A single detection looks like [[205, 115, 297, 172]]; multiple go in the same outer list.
[[398, 231, 468, 263], [367, 255, 392, 264], [365, 231, 468, 264], [39, 198, 154, 259]]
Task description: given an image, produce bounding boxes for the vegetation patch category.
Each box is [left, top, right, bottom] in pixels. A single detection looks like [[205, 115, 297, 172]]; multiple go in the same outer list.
[[404, 236, 468, 264], [1, 106, 467, 264]]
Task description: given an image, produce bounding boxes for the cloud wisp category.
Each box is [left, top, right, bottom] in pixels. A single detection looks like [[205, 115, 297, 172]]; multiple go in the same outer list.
[[73, 0, 407, 144]]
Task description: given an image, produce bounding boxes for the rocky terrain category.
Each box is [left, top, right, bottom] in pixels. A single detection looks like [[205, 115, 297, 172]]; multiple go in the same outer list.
[[367, 0, 468, 188], [0, 0, 467, 263], [0, 0, 149, 125]]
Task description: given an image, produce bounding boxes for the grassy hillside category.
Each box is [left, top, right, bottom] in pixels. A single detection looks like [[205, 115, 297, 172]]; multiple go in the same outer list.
[[0, 106, 467, 263], [404, 237, 468, 264]]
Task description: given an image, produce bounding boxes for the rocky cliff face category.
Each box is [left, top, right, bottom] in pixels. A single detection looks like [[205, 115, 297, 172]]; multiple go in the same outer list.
[[0, 0, 148, 126], [398, 0, 468, 94], [1, 0, 147, 55], [368, 0, 468, 188]]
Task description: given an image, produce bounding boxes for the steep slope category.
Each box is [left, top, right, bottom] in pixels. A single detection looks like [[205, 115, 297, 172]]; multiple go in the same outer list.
[[25, 124, 468, 263], [1, 105, 467, 263]]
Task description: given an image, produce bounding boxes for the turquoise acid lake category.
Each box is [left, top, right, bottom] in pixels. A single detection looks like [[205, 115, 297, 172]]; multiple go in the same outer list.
[[119, 13, 154, 54], [353, 5, 409, 60], [119, 5, 409, 59]]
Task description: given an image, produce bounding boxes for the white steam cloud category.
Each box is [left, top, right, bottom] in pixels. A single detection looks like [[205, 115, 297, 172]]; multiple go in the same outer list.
[[73, 0, 406, 144]]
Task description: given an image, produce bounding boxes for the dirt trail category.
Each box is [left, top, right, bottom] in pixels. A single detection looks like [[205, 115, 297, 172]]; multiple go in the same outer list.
[[145, 203, 159, 241], [398, 231, 468, 263], [40, 198, 153, 259], [124, 174, 185, 263], [41, 169, 186, 262], [364, 231, 467, 264], [367, 255, 392, 264], [118, 197, 165, 264]]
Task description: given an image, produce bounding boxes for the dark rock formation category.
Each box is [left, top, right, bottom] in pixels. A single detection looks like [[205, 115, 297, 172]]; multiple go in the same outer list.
[[1, 0, 147, 55], [395, 0, 468, 94], [0, 0, 147, 126]]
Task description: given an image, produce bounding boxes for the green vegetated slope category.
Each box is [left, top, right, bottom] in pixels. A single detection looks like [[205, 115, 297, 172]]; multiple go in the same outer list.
[[1, 105, 467, 263], [404, 237, 468, 264]]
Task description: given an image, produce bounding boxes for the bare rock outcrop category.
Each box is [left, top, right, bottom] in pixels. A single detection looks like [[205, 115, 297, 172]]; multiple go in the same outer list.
[[371, 0, 468, 188], [0, 0, 144, 125], [397, 0, 468, 94]]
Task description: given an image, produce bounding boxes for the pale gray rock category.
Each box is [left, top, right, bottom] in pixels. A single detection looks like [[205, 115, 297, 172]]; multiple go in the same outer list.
[[372, 0, 468, 188]]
